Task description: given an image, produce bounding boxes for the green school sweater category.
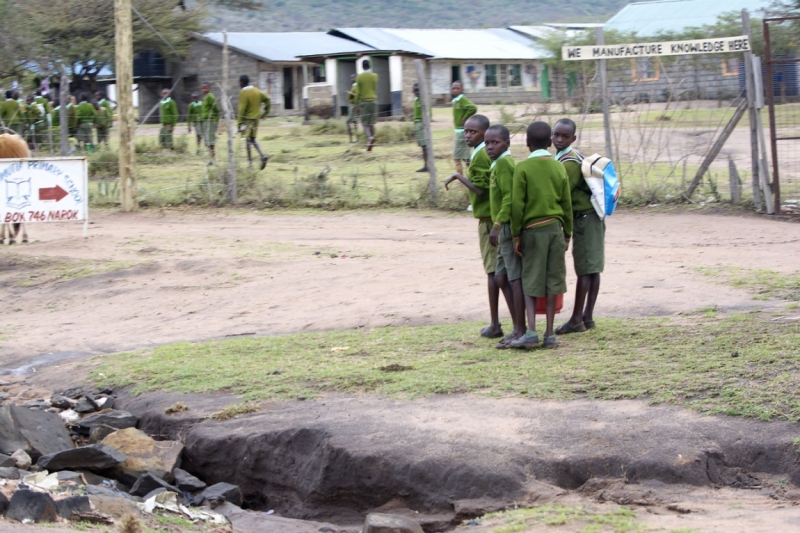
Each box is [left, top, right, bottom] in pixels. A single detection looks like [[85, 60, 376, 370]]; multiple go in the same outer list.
[[347, 83, 358, 105], [452, 94, 477, 128], [557, 147, 593, 214], [238, 86, 270, 123], [201, 93, 220, 121], [187, 101, 203, 124], [98, 99, 114, 121], [52, 106, 60, 128], [489, 154, 516, 224], [510, 153, 573, 239], [354, 71, 378, 102], [1, 100, 22, 125], [25, 103, 45, 124], [95, 107, 110, 128], [468, 145, 492, 220], [413, 97, 422, 120], [67, 104, 78, 130], [159, 97, 178, 125], [34, 96, 53, 114], [76, 102, 96, 124]]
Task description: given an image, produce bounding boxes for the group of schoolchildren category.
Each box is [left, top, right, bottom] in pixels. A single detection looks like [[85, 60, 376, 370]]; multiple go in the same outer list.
[[0, 90, 113, 152], [444, 81, 605, 349]]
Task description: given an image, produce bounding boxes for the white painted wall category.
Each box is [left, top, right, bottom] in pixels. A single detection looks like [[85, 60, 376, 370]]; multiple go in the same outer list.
[[325, 58, 338, 96], [389, 55, 403, 92]]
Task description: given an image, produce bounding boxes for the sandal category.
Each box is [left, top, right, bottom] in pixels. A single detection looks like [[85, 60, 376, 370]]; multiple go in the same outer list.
[[495, 334, 515, 349], [480, 326, 504, 339], [555, 321, 586, 335], [583, 320, 596, 330], [543, 335, 558, 349]]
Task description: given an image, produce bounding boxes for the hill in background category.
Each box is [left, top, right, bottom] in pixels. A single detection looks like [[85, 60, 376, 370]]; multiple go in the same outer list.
[[206, 0, 629, 32]]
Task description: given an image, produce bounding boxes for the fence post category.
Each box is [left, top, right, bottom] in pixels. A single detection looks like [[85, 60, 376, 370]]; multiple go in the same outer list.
[[414, 59, 437, 206], [222, 30, 237, 204], [595, 27, 613, 161], [59, 66, 69, 157], [751, 55, 774, 214], [762, 19, 781, 215], [741, 10, 762, 210], [115, 0, 137, 211]]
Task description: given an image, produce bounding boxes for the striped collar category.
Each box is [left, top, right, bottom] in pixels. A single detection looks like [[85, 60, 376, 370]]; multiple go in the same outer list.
[[489, 150, 511, 170], [527, 149, 551, 159]]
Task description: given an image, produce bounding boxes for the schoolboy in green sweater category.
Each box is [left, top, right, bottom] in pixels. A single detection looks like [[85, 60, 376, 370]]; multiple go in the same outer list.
[[346, 74, 358, 143], [509, 121, 573, 349], [94, 103, 111, 146], [486, 125, 525, 347], [159, 89, 179, 150], [451, 81, 477, 176], [200, 82, 220, 163], [237, 74, 270, 170], [187, 92, 203, 155], [354, 59, 378, 151], [444, 114, 505, 340], [75, 93, 97, 152], [553, 118, 605, 335], [1, 91, 24, 138], [412, 83, 429, 173]]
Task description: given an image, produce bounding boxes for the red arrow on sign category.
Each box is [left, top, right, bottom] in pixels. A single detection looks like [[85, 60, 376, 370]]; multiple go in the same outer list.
[[39, 185, 68, 202]]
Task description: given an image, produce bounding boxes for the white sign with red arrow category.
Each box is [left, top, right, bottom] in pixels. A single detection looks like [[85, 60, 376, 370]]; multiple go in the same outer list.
[[1, 157, 89, 235]]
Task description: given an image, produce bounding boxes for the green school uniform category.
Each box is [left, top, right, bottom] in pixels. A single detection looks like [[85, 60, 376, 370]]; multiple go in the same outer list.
[[510, 150, 573, 239], [452, 94, 477, 128], [468, 144, 492, 220], [201, 92, 220, 146], [557, 147, 593, 214], [159, 97, 178, 125], [95, 107, 110, 144], [66, 104, 78, 133], [187, 101, 202, 126], [34, 96, 53, 114], [489, 152, 520, 281], [98, 99, 114, 122], [237, 86, 270, 138], [355, 70, 378, 126], [75, 102, 96, 145], [51, 106, 60, 128], [413, 97, 428, 147]]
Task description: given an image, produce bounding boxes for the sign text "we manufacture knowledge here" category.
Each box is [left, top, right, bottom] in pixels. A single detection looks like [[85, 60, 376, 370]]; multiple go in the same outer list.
[[562, 36, 750, 61]]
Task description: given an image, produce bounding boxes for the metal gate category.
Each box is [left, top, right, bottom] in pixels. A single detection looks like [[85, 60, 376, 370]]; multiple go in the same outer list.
[[764, 16, 800, 214]]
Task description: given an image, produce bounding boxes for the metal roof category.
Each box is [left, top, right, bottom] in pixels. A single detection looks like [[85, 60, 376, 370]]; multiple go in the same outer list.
[[331, 28, 549, 60], [508, 25, 562, 41], [200, 32, 374, 62], [604, 0, 775, 37]]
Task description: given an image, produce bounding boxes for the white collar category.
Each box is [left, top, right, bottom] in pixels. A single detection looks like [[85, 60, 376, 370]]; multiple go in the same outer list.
[[489, 150, 511, 170], [161, 97, 172, 103], [527, 149, 552, 159], [470, 141, 485, 162], [241, 85, 253, 90], [452, 94, 463, 102], [555, 147, 575, 160]]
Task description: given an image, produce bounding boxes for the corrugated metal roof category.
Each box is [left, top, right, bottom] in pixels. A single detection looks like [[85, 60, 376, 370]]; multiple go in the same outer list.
[[332, 28, 549, 60], [604, 0, 775, 37], [508, 25, 562, 40], [200, 32, 374, 62]]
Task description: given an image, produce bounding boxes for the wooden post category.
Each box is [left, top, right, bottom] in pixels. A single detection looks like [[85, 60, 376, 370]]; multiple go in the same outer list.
[[59, 66, 69, 157], [685, 99, 747, 197], [414, 59, 437, 206], [222, 30, 237, 204], [742, 10, 762, 210], [114, 0, 136, 211], [596, 27, 613, 160], [728, 158, 741, 203]]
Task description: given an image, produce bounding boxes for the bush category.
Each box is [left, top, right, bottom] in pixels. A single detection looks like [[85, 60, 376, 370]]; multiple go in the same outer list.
[[88, 148, 119, 179], [310, 119, 347, 135], [373, 123, 415, 145]]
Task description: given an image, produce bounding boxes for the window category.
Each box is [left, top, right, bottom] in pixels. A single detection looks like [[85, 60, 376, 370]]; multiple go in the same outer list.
[[722, 57, 739, 77], [631, 57, 659, 82], [485, 64, 498, 87], [509, 64, 522, 87], [311, 65, 326, 83]]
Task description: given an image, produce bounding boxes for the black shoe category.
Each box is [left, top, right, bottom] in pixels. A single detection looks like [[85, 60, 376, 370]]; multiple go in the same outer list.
[[260, 155, 269, 170], [416, 167, 429, 173]]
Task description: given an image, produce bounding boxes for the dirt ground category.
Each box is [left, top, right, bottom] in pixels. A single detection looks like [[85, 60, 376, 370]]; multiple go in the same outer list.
[[1, 207, 799, 369]]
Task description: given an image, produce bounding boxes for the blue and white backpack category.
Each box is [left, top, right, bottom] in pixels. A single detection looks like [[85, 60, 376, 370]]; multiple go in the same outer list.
[[580, 154, 620, 219]]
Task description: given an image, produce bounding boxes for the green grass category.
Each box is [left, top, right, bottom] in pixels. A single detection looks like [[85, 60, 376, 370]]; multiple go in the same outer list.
[[0, 254, 140, 288], [483, 505, 642, 533], [695, 267, 800, 301], [94, 309, 800, 421]]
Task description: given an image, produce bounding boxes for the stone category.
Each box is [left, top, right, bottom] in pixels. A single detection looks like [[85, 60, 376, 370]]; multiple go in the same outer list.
[[11, 449, 32, 470], [85, 484, 138, 501], [77, 410, 138, 436], [363, 513, 424, 533], [129, 472, 179, 497], [0, 404, 74, 459], [0, 453, 16, 467], [50, 394, 75, 410], [59, 409, 80, 425], [56, 470, 83, 483], [0, 492, 8, 515], [0, 467, 24, 479], [173, 468, 206, 492], [74, 398, 98, 414], [6, 490, 58, 523], [101, 428, 182, 485], [95, 396, 115, 410], [54, 495, 92, 519], [193, 482, 242, 507], [89, 425, 118, 444], [60, 387, 84, 400], [38, 444, 126, 472], [142, 487, 168, 501]]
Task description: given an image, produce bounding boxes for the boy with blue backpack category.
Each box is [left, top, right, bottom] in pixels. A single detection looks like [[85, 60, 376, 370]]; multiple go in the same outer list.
[[552, 118, 605, 334]]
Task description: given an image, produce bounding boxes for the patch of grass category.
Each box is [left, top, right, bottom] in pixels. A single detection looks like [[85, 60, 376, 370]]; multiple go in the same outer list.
[[164, 402, 189, 414], [0, 255, 139, 288], [485, 504, 642, 533], [792, 437, 800, 453], [695, 267, 800, 301], [94, 310, 800, 421], [210, 402, 260, 420]]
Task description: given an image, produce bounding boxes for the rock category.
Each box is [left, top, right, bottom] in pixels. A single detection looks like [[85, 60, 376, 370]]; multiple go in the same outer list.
[[74, 398, 98, 414], [6, 490, 58, 523], [89, 425, 118, 444], [54, 495, 92, 519], [50, 394, 75, 410], [38, 444, 126, 472], [142, 487, 168, 501], [0, 453, 16, 467], [25, 399, 51, 410], [363, 513, 424, 533], [59, 409, 80, 425], [173, 468, 206, 492], [0, 492, 8, 516], [95, 396, 115, 410], [85, 484, 138, 501], [129, 472, 179, 497], [101, 428, 181, 485], [0, 467, 25, 479], [0, 404, 74, 459], [60, 387, 84, 400], [56, 471, 83, 483], [193, 482, 242, 507], [11, 449, 32, 470], [77, 410, 138, 436], [87, 494, 140, 520]]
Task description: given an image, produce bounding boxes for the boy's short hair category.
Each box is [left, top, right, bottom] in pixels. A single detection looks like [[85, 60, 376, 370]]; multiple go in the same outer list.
[[527, 121, 551, 148], [486, 124, 510, 142], [467, 114, 490, 131], [5, 90, 12, 99], [201, 82, 210, 88], [191, 92, 200, 99], [239, 74, 249, 86], [96, 91, 106, 98], [555, 118, 577, 134], [79, 93, 89, 102], [362, 59, 370, 70]]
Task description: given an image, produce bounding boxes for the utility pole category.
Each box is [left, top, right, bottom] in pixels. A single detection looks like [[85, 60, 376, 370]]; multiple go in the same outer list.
[[115, 0, 137, 211], [596, 27, 613, 161]]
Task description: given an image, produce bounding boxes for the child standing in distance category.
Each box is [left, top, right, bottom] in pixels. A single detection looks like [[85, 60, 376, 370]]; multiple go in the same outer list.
[[237, 74, 270, 169], [553, 118, 605, 334], [444, 114, 505, 339], [355, 59, 378, 151], [75, 93, 97, 152], [346, 74, 358, 143], [451, 81, 477, 175], [187, 92, 203, 155], [94, 101, 111, 147], [486, 125, 525, 347], [412, 83, 429, 173], [509, 121, 573, 349], [200, 82, 220, 164], [158, 88, 178, 150]]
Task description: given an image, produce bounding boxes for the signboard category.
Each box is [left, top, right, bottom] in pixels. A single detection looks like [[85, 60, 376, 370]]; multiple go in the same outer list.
[[563, 36, 751, 61], [1, 157, 89, 236]]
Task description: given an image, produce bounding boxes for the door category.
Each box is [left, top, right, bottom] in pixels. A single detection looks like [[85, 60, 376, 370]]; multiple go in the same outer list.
[[283, 67, 294, 110], [451, 64, 461, 84]]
